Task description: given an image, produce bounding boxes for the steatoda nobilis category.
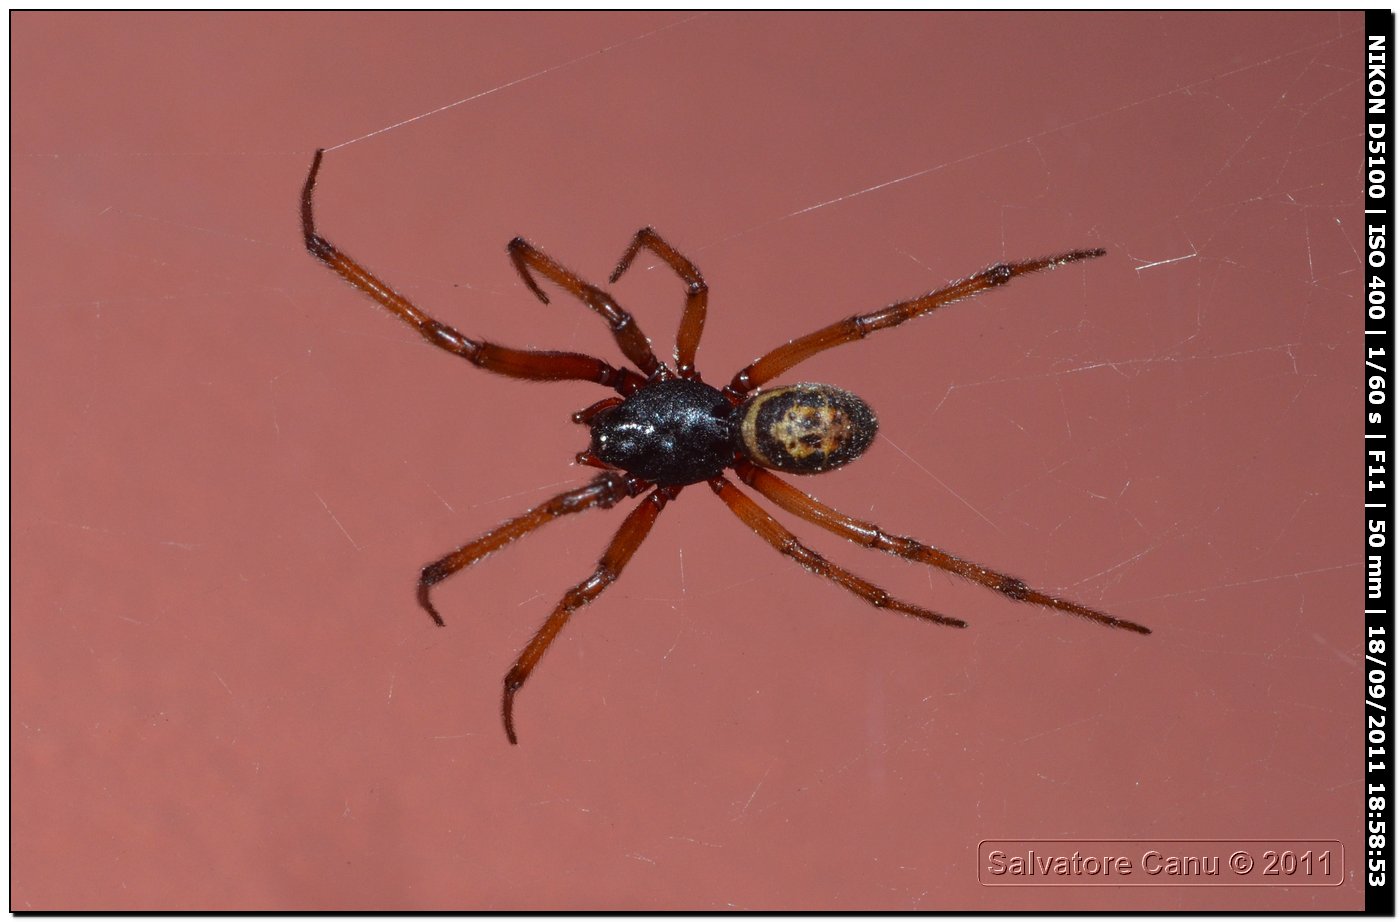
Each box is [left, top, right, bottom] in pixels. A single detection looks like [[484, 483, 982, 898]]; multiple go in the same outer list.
[[300, 149, 1149, 744]]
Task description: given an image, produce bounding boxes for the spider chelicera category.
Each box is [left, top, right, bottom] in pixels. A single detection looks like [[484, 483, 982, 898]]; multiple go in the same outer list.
[[301, 149, 1150, 744]]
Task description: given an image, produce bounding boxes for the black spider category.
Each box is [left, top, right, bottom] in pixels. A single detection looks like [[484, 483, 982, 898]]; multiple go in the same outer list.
[[301, 149, 1150, 745]]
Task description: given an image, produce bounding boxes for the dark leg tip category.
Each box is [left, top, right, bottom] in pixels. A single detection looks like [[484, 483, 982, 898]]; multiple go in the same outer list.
[[417, 580, 446, 627], [1054, 248, 1107, 266], [502, 679, 522, 745]]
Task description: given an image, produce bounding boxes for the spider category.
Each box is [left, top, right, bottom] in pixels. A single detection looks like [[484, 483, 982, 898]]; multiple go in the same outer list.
[[301, 149, 1150, 744]]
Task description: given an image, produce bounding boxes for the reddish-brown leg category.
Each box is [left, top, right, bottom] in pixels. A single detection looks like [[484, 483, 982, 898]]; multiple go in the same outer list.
[[418, 472, 646, 626], [302, 151, 644, 394], [502, 487, 674, 744], [707, 475, 965, 629], [609, 228, 710, 378], [726, 249, 1106, 395], [734, 462, 1150, 634], [507, 237, 664, 379]]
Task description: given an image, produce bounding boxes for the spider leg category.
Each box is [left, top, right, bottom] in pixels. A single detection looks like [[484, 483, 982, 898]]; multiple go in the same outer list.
[[502, 486, 673, 744], [734, 461, 1150, 634], [608, 228, 709, 379], [507, 237, 664, 379], [726, 249, 1106, 395], [707, 475, 965, 629], [301, 150, 644, 395], [418, 472, 646, 626]]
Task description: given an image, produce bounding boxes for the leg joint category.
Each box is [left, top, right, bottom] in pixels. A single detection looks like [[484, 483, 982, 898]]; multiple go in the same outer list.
[[997, 576, 1030, 600]]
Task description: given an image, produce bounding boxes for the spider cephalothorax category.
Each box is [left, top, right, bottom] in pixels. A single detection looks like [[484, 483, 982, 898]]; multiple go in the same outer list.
[[301, 149, 1150, 745], [586, 378, 734, 485]]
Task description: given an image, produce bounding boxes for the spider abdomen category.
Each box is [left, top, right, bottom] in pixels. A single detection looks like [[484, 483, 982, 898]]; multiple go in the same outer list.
[[734, 383, 878, 474], [589, 378, 736, 486]]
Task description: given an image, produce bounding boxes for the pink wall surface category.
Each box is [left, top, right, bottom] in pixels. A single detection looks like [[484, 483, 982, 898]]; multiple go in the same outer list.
[[13, 11, 1362, 910]]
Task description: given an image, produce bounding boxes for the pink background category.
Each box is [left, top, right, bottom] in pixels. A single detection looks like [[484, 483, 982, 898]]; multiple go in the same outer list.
[[13, 12, 1362, 910]]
